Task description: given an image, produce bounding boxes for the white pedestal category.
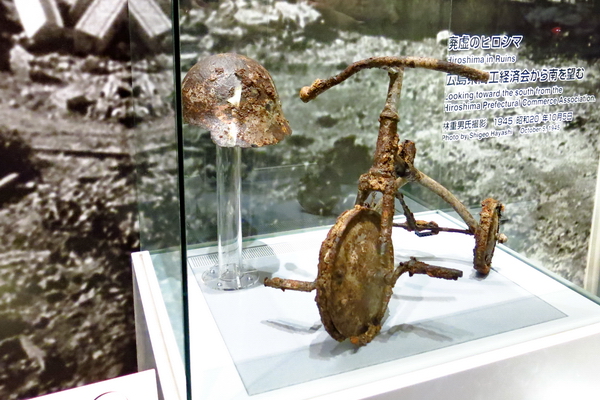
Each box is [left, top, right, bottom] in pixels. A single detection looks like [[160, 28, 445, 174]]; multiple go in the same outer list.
[[134, 211, 600, 400]]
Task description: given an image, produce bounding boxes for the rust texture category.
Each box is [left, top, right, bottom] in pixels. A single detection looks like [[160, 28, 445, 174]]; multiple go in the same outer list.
[[264, 56, 506, 347], [182, 53, 291, 147], [474, 198, 505, 275], [392, 257, 464, 282], [299, 56, 489, 103], [315, 206, 394, 345], [392, 220, 473, 236], [263, 277, 316, 292], [395, 139, 479, 232]]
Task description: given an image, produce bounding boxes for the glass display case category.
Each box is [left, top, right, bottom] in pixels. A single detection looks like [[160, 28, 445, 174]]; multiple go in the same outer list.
[[130, 1, 600, 399]]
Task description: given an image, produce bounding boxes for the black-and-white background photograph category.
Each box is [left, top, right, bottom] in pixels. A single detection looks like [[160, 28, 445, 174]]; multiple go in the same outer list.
[[1, 0, 600, 398], [0, 0, 173, 398], [176, 0, 600, 288]]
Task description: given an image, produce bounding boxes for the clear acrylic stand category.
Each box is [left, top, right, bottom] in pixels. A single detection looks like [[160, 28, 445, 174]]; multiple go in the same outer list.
[[202, 146, 259, 290]]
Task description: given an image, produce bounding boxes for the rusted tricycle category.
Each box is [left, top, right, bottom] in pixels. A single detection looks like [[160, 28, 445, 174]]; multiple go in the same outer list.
[[264, 56, 507, 346]]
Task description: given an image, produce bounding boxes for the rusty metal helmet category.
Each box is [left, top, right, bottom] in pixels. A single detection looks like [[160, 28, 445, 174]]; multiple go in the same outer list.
[[182, 53, 292, 147]]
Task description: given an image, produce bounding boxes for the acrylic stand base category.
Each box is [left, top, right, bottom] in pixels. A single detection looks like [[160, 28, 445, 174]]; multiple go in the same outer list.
[[201, 264, 259, 291]]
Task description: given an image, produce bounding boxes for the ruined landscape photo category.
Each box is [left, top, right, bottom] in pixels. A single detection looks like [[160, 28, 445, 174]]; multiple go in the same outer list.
[[1, 0, 600, 398]]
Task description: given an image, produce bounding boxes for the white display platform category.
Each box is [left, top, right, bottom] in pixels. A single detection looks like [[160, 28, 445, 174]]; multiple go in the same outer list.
[[31, 370, 158, 400], [133, 211, 600, 400]]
